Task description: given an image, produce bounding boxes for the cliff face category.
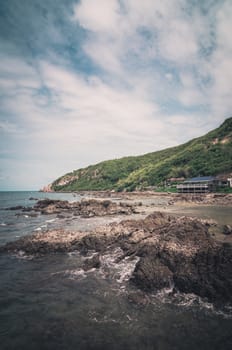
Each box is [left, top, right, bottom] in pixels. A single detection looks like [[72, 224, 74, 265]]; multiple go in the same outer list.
[[40, 184, 52, 192], [51, 117, 232, 192]]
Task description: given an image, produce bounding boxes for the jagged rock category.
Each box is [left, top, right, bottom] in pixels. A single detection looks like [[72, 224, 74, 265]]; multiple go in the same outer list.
[[223, 225, 232, 235], [33, 198, 136, 217], [127, 215, 232, 304], [57, 214, 66, 219], [127, 291, 150, 305], [174, 193, 232, 206], [78, 233, 116, 254], [6, 205, 25, 210], [83, 254, 101, 271], [41, 205, 61, 215], [1, 211, 232, 304], [34, 199, 70, 212], [132, 257, 173, 291]]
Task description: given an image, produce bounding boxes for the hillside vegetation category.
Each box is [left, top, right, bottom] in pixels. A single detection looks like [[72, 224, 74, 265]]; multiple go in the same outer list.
[[52, 117, 232, 192]]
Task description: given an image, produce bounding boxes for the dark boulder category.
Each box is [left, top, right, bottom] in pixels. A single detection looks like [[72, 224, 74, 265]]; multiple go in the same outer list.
[[83, 254, 101, 271], [130, 217, 232, 304], [133, 257, 173, 291], [6, 205, 25, 210], [223, 225, 232, 235]]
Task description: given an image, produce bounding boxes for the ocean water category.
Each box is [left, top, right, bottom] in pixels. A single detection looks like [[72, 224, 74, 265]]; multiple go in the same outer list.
[[0, 191, 232, 350], [0, 191, 81, 246]]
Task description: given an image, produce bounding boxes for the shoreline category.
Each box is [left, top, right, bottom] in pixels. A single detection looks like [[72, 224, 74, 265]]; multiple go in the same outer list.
[[73, 191, 232, 238], [1, 195, 232, 305], [42, 188, 232, 198]]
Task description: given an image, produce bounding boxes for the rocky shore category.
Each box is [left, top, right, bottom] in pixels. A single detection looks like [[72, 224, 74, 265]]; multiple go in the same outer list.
[[7, 198, 139, 217], [172, 192, 232, 206], [61, 190, 232, 206], [2, 207, 232, 305]]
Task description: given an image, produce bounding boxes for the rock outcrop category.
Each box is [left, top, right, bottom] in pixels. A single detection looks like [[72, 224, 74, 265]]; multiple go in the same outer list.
[[6, 198, 138, 217], [40, 184, 52, 192], [173, 193, 232, 205], [1, 211, 232, 304], [33, 198, 137, 217], [223, 225, 232, 235]]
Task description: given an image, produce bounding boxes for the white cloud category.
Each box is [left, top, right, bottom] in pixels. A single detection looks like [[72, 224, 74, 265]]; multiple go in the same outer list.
[[198, 0, 232, 118], [73, 0, 121, 33], [216, 0, 232, 54], [36, 62, 165, 146], [1, 56, 204, 189], [73, 0, 200, 75], [180, 72, 196, 88], [0, 120, 24, 134], [165, 73, 173, 81], [159, 19, 198, 63], [1, 0, 232, 189], [83, 39, 123, 74], [0, 57, 40, 90]]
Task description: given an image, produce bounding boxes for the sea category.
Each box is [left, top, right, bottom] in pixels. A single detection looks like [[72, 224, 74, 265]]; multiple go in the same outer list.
[[0, 191, 232, 350]]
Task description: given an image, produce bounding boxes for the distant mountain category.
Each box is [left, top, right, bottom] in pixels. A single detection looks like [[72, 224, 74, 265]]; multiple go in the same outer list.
[[51, 117, 232, 192]]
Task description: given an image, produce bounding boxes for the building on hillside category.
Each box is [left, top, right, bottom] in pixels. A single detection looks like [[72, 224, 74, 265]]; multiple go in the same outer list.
[[216, 175, 232, 188], [176, 176, 217, 193]]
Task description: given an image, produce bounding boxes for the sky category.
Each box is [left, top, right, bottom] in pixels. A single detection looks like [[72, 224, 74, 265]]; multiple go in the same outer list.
[[0, 0, 232, 190]]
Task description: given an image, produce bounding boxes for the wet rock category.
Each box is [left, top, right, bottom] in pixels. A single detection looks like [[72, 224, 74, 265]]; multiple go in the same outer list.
[[78, 234, 115, 254], [33, 198, 136, 217], [34, 199, 70, 213], [133, 257, 173, 291], [128, 216, 232, 304], [78, 199, 135, 217], [174, 193, 232, 206], [57, 214, 66, 219], [6, 205, 25, 210], [22, 207, 34, 212], [41, 205, 61, 215], [173, 244, 232, 303], [127, 291, 150, 305], [24, 213, 38, 218], [223, 225, 232, 235], [1, 210, 232, 305], [83, 254, 101, 271]]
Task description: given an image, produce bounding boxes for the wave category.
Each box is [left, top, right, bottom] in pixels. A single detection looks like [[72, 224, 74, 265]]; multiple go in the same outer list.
[[45, 219, 56, 223], [152, 290, 232, 319], [98, 248, 139, 286], [13, 250, 35, 260], [51, 268, 88, 280]]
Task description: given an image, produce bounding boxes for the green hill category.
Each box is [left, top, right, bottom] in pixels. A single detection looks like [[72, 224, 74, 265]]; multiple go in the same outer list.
[[51, 117, 232, 192]]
